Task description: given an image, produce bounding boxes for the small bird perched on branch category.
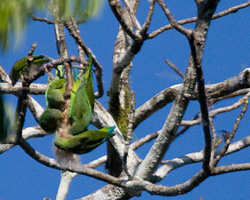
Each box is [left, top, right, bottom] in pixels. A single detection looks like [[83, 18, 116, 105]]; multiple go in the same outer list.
[[9, 55, 50, 86]]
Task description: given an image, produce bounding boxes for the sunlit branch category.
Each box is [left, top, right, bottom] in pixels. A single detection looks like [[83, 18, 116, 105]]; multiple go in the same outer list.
[[123, 0, 141, 30], [56, 171, 77, 200], [153, 135, 250, 182], [0, 82, 47, 95], [134, 0, 219, 181], [134, 68, 250, 129], [212, 163, 250, 175], [209, 118, 217, 165], [181, 93, 249, 126], [94, 100, 140, 174]]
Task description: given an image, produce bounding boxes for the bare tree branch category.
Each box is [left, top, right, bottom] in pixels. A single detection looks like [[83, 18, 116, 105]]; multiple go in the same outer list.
[[212, 163, 250, 175], [156, 0, 192, 37], [165, 59, 185, 79], [108, 0, 137, 39], [134, 0, 220, 181], [133, 68, 250, 129], [149, 1, 250, 38], [211, 96, 249, 168], [181, 93, 249, 126], [123, 0, 141, 30], [56, 171, 78, 200], [18, 138, 124, 187], [140, 0, 155, 35], [153, 135, 250, 182], [31, 14, 54, 24]]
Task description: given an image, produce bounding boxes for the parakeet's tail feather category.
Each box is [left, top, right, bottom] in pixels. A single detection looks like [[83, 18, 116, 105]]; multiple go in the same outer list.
[[100, 126, 116, 133]]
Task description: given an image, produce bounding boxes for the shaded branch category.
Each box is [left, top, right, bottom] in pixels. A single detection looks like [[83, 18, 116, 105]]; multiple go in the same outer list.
[[0, 126, 48, 154], [18, 138, 124, 187], [189, 31, 211, 174]]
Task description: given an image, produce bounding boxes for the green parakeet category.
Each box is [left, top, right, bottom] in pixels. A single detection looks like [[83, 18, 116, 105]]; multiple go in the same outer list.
[[54, 126, 116, 154], [45, 66, 66, 110], [39, 108, 63, 133], [68, 56, 94, 135], [9, 55, 50, 86]]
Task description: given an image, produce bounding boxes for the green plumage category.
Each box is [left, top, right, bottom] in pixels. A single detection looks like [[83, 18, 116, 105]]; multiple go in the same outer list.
[[81, 54, 94, 109], [45, 66, 66, 110], [9, 55, 50, 86], [45, 77, 66, 109], [68, 56, 94, 135], [39, 108, 63, 133], [54, 126, 116, 154]]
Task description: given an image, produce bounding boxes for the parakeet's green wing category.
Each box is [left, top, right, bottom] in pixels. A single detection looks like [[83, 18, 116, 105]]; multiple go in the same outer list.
[[45, 77, 66, 109], [54, 126, 115, 154], [68, 83, 93, 135], [9, 57, 28, 86], [84, 54, 94, 109]]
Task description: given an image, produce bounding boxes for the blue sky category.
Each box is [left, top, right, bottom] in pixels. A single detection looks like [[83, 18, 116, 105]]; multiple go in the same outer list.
[[1, 1, 250, 199]]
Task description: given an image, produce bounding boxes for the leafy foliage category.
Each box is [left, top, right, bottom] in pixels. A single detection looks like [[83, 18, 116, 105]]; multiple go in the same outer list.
[[0, 0, 103, 51]]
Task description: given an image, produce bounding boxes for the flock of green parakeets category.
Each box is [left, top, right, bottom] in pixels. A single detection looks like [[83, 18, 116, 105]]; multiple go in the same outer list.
[[8, 55, 115, 154]]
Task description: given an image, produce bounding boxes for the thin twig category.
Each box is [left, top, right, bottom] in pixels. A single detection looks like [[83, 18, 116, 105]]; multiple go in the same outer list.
[[174, 112, 199, 139], [108, 0, 137, 39], [156, 0, 192, 37], [209, 118, 217, 166], [211, 95, 249, 168], [149, 1, 250, 38], [165, 59, 185, 79], [140, 0, 156, 35], [30, 14, 54, 24], [123, 0, 141, 30]]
